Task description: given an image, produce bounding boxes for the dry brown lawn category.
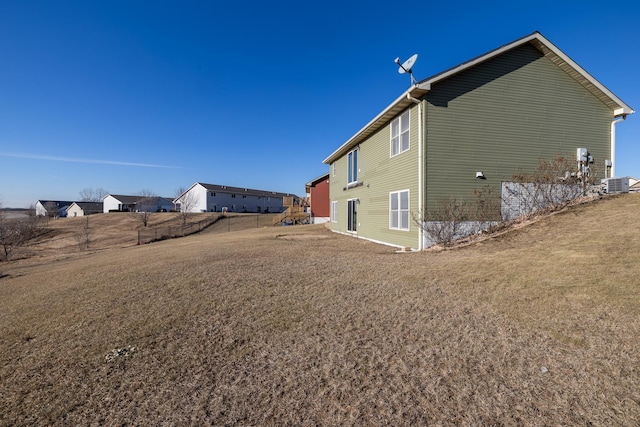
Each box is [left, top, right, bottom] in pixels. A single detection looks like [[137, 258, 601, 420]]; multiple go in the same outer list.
[[1, 195, 639, 425]]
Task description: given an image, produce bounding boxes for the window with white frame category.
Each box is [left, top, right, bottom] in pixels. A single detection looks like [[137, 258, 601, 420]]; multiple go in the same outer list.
[[391, 110, 410, 156], [347, 199, 357, 232], [390, 190, 410, 230], [331, 201, 338, 222], [332, 162, 336, 177], [348, 148, 358, 184]]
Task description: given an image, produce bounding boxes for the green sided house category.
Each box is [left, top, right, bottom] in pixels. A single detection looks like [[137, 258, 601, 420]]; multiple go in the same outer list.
[[323, 31, 634, 250]]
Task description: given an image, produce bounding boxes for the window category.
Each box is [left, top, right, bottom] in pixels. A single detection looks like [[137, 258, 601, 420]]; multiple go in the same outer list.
[[347, 199, 358, 232], [331, 201, 338, 222], [332, 162, 336, 177], [231, 194, 236, 198], [390, 190, 409, 230], [348, 148, 358, 184], [391, 110, 410, 156]]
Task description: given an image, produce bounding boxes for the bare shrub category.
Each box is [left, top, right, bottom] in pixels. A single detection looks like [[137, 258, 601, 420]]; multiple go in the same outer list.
[[503, 155, 594, 222], [0, 216, 45, 260], [413, 197, 470, 247], [470, 185, 502, 232]]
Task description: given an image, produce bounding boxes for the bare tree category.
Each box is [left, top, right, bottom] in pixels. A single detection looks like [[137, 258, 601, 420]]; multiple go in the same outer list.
[[175, 187, 199, 226], [0, 215, 43, 261], [136, 190, 157, 227], [79, 187, 109, 202], [42, 201, 61, 219], [75, 216, 93, 251]]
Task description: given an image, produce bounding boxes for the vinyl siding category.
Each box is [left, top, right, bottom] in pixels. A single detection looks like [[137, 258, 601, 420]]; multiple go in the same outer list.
[[329, 105, 421, 249], [424, 43, 612, 216]]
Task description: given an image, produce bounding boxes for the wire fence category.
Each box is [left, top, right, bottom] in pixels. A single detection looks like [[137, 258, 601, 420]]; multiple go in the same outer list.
[[205, 214, 280, 234], [137, 215, 222, 245], [137, 213, 282, 244]]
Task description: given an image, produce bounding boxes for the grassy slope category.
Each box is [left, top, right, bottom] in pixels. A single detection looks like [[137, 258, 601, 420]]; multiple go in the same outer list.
[[0, 194, 638, 425]]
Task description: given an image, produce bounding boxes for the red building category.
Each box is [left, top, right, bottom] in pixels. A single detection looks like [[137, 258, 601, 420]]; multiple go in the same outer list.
[[305, 173, 330, 224]]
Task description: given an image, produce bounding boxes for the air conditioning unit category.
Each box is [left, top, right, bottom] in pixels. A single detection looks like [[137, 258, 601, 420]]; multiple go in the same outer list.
[[601, 177, 629, 193]]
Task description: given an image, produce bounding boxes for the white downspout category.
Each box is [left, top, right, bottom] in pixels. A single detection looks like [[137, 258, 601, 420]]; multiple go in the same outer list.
[[407, 93, 423, 250], [610, 116, 626, 178]]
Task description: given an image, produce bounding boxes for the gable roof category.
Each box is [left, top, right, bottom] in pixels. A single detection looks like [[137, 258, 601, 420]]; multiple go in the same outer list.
[[67, 202, 103, 213], [37, 200, 74, 210], [175, 182, 298, 202], [323, 31, 634, 165], [74, 201, 103, 209], [305, 173, 330, 191], [104, 194, 140, 204], [103, 194, 173, 206]]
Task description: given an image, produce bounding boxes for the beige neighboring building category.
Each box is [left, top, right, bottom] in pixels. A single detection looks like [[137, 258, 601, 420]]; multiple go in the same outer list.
[[66, 202, 103, 217]]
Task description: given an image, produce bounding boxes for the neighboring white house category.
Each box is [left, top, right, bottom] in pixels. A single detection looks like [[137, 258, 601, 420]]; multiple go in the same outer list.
[[66, 202, 103, 217], [103, 194, 174, 213], [174, 182, 297, 213], [35, 200, 73, 217]]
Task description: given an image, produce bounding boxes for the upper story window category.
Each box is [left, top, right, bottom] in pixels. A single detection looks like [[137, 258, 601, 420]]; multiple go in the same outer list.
[[348, 148, 358, 184], [391, 110, 410, 156], [332, 162, 336, 177]]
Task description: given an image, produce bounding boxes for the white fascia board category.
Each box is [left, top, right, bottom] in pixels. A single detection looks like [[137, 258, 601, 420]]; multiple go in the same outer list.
[[323, 85, 428, 165], [322, 90, 411, 164], [173, 181, 201, 203], [421, 32, 633, 116], [531, 33, 634, 116]]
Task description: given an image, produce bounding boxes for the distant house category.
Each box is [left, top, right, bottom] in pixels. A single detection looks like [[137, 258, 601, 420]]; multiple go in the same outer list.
[[323, 31, 633, 250], [103, 194, 173, 213], [629, 177, 640, 192], [305, 173, 330, 224], [174, 182, 297, 213], [35, 200, 73, 218], [66, 202, 103, 217]]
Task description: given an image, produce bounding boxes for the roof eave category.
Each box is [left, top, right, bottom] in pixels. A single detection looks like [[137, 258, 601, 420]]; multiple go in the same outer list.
[[324, 31, 633, 165], [322, 84, 430, 165]]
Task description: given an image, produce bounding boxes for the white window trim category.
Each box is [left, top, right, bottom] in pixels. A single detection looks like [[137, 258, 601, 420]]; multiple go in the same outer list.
[[390, 110, 410, 157], [389, 190, 410, 231], [347, 148, 358, 184], [332, 162, 336, 177], [331, 200, 338, 222], [347, 198, 358, 233]]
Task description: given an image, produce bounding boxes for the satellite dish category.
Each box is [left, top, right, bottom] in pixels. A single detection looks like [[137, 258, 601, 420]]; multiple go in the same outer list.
[[394, 54, 418, 85]]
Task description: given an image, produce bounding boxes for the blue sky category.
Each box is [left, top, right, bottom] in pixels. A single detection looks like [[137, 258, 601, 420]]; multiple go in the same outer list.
[[1, 1, 638, 208]]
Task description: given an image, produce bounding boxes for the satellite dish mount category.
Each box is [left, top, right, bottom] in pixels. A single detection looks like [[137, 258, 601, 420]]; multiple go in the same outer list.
[[394, 54, 418, 85]]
